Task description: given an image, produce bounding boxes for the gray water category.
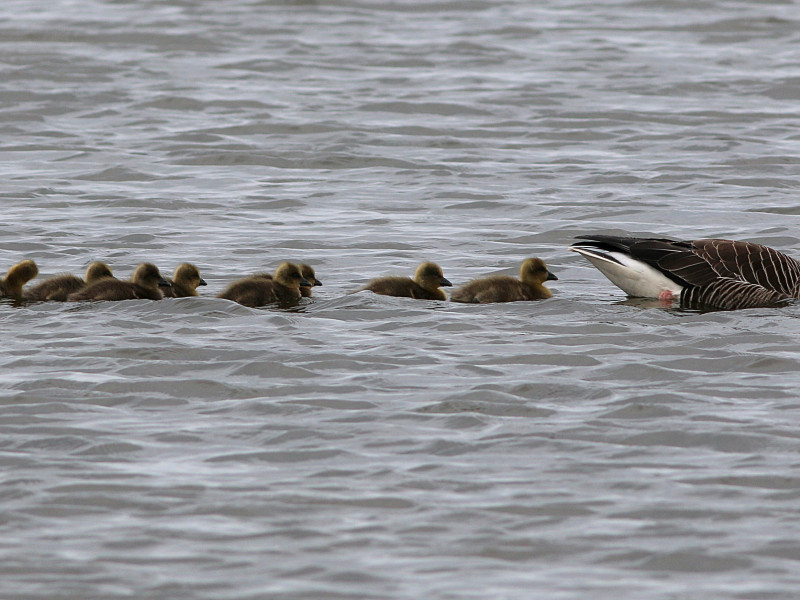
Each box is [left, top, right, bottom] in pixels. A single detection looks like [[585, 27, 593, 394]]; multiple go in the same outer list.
[[3, 1, 800, 598]]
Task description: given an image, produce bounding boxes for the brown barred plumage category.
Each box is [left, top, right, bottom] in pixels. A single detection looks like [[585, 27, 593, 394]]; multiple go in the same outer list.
[[572, 234, 800, 310], [680, 279, 791, 310]]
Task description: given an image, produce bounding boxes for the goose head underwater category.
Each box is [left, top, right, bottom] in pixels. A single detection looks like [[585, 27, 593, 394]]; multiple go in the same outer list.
[[570, 233, 799, 310]]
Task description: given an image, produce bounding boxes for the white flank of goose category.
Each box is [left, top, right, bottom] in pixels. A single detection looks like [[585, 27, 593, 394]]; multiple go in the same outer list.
[[570, 234, 799, 310]]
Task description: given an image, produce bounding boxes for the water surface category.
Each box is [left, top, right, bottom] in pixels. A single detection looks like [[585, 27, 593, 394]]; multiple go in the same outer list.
[[2, 0, 800, 598]]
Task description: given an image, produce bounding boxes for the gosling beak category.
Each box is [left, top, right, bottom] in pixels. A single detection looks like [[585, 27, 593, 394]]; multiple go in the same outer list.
[[313, 278, 322, 287], [440, 277, 453, 287], [299, 277, 312, 287], [159, 278, 172, 288], [546, 271, 558, 281], [198, 278, 208, 286]]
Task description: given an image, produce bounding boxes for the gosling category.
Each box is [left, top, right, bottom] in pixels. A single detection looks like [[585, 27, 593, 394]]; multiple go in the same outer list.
[[243, 263, 321, 297], [26, 261, 114, 302], [359, 261, 452, 301], [67, 263, 171, 301], [299, 264, 322, 298], [450, 258, 557, 303], [216, 262, 311, 307], [162, 263, 207, 298], [0, 259, 38, 302]]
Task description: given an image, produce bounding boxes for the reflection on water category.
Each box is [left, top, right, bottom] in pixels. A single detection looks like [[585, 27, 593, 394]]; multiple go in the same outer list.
[[613, 295, 731, 314], [612, 296, 677, 310]]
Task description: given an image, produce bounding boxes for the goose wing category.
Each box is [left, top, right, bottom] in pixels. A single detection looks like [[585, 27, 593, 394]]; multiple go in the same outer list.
[[576, 235, 800, 295], [691, 239, 800, 296], [680, 277, 792, 310]]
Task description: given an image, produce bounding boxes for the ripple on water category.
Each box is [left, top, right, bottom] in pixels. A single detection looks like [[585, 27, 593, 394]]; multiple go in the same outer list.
[[3, 0, 800, 598]]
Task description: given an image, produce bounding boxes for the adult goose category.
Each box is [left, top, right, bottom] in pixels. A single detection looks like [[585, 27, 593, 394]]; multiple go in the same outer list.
[[570, 234, 799, 310]]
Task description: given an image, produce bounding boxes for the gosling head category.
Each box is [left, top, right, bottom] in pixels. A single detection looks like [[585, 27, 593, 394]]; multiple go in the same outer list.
[[173, 263, 207, 291], [274, 262, 312, 290], [132, 263, 171, 291], [299, 264, 322, 288], [5, 259, 38, 287], [414, 261, 452, 291], [520, 258, 557, 285], [85, 262, 114, 284]]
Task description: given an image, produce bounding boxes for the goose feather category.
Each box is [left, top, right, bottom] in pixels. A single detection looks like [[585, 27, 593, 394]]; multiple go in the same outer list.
[[571, 234, 798, 309]]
